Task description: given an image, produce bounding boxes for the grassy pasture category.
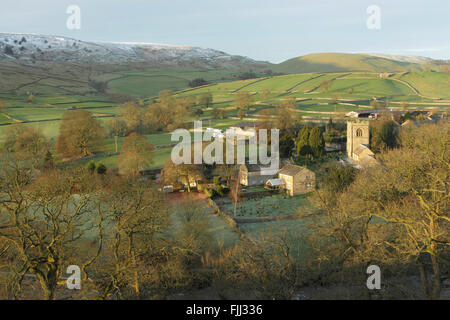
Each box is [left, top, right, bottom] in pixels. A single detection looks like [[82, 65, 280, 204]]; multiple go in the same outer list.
[[74, 147, 173, 171], [329, 78, 414, 97], [0, 114, 11, 125], [107, 69, 242, 98], [170, 199, 241, 250], [1, 70, 448, 171], [233, 74, 314, 93], [5, 107, 67, 121], [108, 75, 190, 97], [396, 72, 450, 100], [224, 194, 314, 218]]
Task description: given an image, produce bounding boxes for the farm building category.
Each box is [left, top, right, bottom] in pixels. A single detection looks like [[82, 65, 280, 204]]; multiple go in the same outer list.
[[346, 110, 380, 119], [230, 121, 258, 131], [278, 164, 316, 196], [205, 127, 225, 141], [239, 164, 277, 187], [179, 170, 203, 189], [265, 178, 284, 190], [229, 122, 257, 144]]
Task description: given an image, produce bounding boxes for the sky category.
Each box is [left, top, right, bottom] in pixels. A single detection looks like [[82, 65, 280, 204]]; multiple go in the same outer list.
[[1, 0, 449, 63]]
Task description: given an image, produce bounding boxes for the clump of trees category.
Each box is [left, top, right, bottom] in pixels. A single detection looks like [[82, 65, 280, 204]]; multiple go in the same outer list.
[[118, 133, 154, 177], [189, 78, 208, 88], [276, 97, 302, 132], [0, 151, 180, 300], [88, 80, 108, 93], [237, 71, 257, 80], [105, 117, 128, 153], [197, 93, 213, 109], [119, 91, 192, 134], [310, 121, 449, 299], [211, 108, 226, 119], [56, 109, 104, 158], [4, 124, 50, 168], [121, 101, 143, 133], [370, 119, 399, 153], [235, 91, 252, 110], [86, 160, 107, 175], [0, 163, 106, 299], [296, 125, 325, 160]]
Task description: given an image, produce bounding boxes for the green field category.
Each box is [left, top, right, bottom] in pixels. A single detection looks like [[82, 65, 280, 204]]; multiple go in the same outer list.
[[274, 53, 424, 74], [223, 194, 314, 218], [109, 75, 190, 97], [107, 69, 243, 98], [1, 69, 449, 173], [238, 215, 315, 261], [0, 114, 12, 124], [396, 72, 450, 100], [328, 78, 414, 96], [170, 200, 241, 249]]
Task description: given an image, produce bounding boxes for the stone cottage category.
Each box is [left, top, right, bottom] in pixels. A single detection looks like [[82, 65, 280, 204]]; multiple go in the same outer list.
[[278, 164, 316, 196]]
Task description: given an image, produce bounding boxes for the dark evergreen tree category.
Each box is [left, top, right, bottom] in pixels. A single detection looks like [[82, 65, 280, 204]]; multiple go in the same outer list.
[[96, 162, 107, 175], [309, 126, 325, 158], [296, 125, 311, 156], [43, 150, 54, 170], [87, 160, 96, 173]]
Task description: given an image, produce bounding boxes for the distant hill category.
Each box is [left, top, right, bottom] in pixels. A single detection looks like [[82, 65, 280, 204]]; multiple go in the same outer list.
[[365, 53, 433, 64], [274, 53, 426, 74], [0, 33, 269, 70]]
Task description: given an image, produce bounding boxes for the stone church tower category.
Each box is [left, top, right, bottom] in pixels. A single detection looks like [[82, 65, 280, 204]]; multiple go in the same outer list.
[[347, 121, 370, 160]]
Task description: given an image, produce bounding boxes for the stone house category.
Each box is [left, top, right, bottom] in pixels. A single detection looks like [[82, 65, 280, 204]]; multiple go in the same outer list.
[[239, 164, 277, 187], [278, 164, 316, 196]]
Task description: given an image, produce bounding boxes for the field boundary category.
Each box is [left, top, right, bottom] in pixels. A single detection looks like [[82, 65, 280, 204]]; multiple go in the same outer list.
[[231, 77, 270, 93], [206, 198, 253, 243], [285, 74, 324, 93]]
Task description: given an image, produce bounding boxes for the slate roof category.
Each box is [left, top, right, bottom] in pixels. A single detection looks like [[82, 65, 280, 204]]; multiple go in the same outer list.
[[266, 179, 284, 186], [278, 164, 309, 176], [353, 144, 374, 157]]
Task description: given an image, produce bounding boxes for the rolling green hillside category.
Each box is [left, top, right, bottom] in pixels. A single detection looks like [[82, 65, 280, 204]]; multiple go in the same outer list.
[[395, 72, 450, 100], [1, 70, 448, 173], [274, 53, 424, 74]]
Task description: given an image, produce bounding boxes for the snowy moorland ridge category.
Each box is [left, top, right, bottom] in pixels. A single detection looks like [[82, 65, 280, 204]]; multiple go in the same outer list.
[[0, 33, 262, 67], [0, 33, 438, 68], [365, 53, 434, 64]]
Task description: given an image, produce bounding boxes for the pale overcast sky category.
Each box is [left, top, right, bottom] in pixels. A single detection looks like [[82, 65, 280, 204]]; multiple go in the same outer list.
[[1, 0, 449, 63]]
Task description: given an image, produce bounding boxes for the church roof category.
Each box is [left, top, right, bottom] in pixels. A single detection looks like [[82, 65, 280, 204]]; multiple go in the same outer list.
[[354, 144, 374, 157]]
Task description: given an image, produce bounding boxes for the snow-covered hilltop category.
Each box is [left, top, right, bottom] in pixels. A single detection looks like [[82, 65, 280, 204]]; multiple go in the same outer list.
[[365, 53, 434, 64], [0, 33, 263, 68]]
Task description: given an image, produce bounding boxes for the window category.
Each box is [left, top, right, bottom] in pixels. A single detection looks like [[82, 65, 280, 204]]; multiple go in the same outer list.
[[356, 128, 363, 137]]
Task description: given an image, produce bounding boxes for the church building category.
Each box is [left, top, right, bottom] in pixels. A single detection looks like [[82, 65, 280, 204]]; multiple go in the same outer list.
[[346, 121, 378, 167]]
